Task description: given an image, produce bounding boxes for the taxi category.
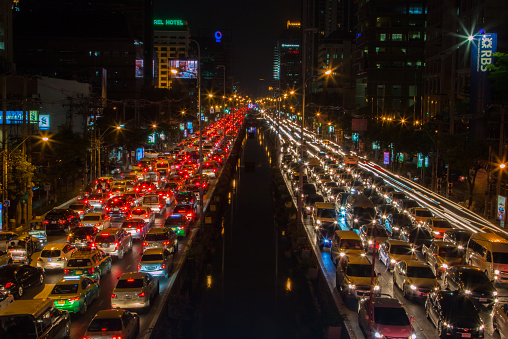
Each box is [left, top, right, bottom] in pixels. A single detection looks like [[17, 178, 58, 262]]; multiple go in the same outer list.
[[423, 217, 454, 239], [64, 248, 112, 282], [138, 248, 173, 278], [358, 223, 390, 252], [336, 254, 380, 299], [48, 276, 100, 314], [393, 260, 439, 300], [164, 213, 191, 237], [408, 207, 434, 226], [80, 212, 111, 231], [378, 239, 416, 270], [83, 309, 140, 339]]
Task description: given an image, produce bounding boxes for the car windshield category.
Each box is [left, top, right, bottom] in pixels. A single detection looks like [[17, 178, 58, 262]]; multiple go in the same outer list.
[[67, 259, 92, 267], [346, 264, 371, 277], [459, 270, 491, 284], [95, 235, 115, 244], [143, 196, 159, 204], [374, 307, 410, 326], [141, 254, 164, 262], [70, 227, 95, 236], [390, 245, 413, 255], [415, 210, 433, 217], [88, 318, 123, 332], [51, 284, 78, 294], [493, 252, 508, 264], [317, 209, 336, 219], [440, 295, 481, 323], [0, 315, 37, 338], [407, 266, 435, 279], [145, 233, 168, 241], [41, 250, 61, 258], [69, 204, 85, 210], [439, 247, 461, 258], [364, 227, 389, 237], [432, 220, 452, 228], [339, 239, 363, 250], [122, 221, 143, 228], [165, 216, 185, 225], [82, 215, 100, 221], [116, 278, 144, 289]]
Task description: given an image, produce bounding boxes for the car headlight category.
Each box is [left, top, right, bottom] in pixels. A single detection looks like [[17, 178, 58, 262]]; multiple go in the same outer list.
[[368, 240, 373, 245], [495, 270, 500, 275], [316, 220, 321, 224], [339, 252, 345, 257], [348, 284, 356, 290], [306, 207, 311, 210], [408, 334, 417, 339], [374, 332, 382, 338], [434, 231, 440, 235], [354, 218, 359, 223], [493, 291, 498, 296], [479, 324, 484, 331], [410, 285, 417, 290], [391, 259, 396, 264], [444, 322, 453, 329], [458, 245, 463, 249], [441, 264, 448, 269], [374, 285, 380, 291], [465, 289, 471, 294], [393, 227, 399, 231]]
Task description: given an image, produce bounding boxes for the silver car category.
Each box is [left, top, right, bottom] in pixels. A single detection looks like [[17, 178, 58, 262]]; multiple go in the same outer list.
[[138, 248, 173, 278], [111, 272, 159, 310], [142, 228, 178, 254]]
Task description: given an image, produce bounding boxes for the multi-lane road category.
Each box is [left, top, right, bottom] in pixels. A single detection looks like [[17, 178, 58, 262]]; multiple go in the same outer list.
[[266, 112, 506, 339]]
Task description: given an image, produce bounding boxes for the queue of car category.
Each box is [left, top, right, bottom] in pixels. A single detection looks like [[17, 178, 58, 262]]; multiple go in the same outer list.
[[0, 111, 244, 339], [275, 117, 508, 339]]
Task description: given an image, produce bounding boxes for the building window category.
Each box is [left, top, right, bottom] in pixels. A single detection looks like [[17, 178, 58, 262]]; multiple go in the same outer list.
[[379, 33, 386, 41], [409, 85, 417, 97], [392, 34, 403, 41], [392, 85, 402, 96], [376, 17, 390, 27], [401, 48, 407, 54], [375, 47, 386, 54], [409, 32, 420, 40], [409, 6, 423, 14], [0, 42, 4, 51]]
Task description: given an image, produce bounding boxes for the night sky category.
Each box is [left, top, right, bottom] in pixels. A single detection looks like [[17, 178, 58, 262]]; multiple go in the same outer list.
[[154, 0, 301, 94]]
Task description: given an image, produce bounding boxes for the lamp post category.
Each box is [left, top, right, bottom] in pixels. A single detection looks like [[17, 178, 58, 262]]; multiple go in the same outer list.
[[95, 126, 122, 180]]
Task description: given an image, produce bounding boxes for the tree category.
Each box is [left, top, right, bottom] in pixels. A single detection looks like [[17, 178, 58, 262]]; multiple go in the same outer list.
[[488, 52, 508, 103]]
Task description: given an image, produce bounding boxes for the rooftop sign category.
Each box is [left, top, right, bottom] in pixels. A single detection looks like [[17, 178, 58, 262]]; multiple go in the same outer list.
[[154, 19, 185, 27]]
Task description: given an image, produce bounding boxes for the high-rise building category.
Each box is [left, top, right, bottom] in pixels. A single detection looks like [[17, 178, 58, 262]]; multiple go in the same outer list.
[[273, 21, 301, 95], [153, 19, 190, 89], [353, 1, 426, 119], [0, 0, 14, 73]]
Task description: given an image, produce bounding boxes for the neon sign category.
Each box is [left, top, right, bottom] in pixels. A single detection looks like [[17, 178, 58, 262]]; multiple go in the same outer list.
[[215, 31, 222, 42], [154, 19, 185, 27]]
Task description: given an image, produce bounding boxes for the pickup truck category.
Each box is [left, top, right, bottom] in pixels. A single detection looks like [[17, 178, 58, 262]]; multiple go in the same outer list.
[[422, 240, 464, 277]]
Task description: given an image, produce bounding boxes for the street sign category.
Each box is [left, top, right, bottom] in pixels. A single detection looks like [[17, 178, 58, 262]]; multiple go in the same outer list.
[[3, 200, 9, 207], [44, 185, 50, 192]]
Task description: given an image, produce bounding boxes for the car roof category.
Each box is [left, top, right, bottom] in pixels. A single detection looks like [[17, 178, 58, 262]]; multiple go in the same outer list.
[[431, 240, 457, 248], [97, 229, 121, 235], [119, 272, 148, 280], [142, 248, 166, 255], [148, 228, 167, 234], [84, 212, 104, 217], [402, 259, 430, 268], [0, 299, 54, 317], [371, 297, 404, 308], [315, 202, 334, 209], [56, 277, 85, 285], [93, 308, 126, 319], [345, 254, 371, 265], [71, 249, 99, 258], [42, 243, 68, 250], [335, 230, 361, 239], [386, 239, 410, 246]]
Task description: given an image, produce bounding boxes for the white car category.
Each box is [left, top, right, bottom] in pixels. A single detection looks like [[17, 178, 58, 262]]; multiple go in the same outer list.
[[37, 243, 76, 270], [80, 212, 111, 231], [111, 272, 159, 310], [129, 206, 155, 225]]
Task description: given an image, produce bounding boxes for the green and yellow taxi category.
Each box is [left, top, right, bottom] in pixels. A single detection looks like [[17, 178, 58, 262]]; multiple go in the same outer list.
[[48, 276, 100, 314], [164, 213, 190, 237], [63, 248, 112, 282]]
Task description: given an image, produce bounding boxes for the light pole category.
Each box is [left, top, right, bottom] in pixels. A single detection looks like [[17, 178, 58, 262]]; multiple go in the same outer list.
[[95, 125, 122, 180]]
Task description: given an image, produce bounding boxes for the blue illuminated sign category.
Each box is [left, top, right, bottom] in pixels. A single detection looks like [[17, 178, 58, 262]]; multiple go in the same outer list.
[[187, 122, 193, 129], [0, 110, 39, 124], [470, 32, 497, 113], [215, 31, 222, 42], [39, 115, 50, 130]]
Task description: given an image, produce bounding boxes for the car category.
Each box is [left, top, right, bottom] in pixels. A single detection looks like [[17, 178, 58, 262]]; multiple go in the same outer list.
[[80, 212, 111, 231], [399, 225, 434, 252], [378, 239, 416, 270], [129, 206, 155, 225], [64, 248, 112, 282], [335, 254, 380, 299], [304, 193, 325, 217], [68, 202, 93, 219], [492, 302, 508, 338], [358, 223, 390, 252], [44, 208, 80, 233], [425, 290, 485, 338], [173, 204, 196, 221], [443, 265, 498, 308], [0, 264, 44, 298], [422, 240, 464, 277], [164, 213, 191, 237], [0, 232, 19, 251], [6, 235, 36, 264], [120, 218, 150, 240], [0, 291, 13, 312], [376, 204, 398, 222], [84, 309, 140, 339], [94, 228, 133, 259], [143, 228, 178, 253], [443, 228, 473, 252], [423, 217, 454, 239], [105, 198, 130, 218], [175, 191, 197, 207], [138, 248, 174, 278], [385, 212, 413, 237], [67, 226, 99, 248], [86, 192, 109, 210], [202, 161, 218, 178], [48, 276, 100, 314], [408, 207, 434, 226], [141, 194, 165, 215], [111, 272, 159, 310], [357, 296, 416, 339], [123, 190, 143, 206], [393, 260, 439, 300], [36, 243, 76, 270]]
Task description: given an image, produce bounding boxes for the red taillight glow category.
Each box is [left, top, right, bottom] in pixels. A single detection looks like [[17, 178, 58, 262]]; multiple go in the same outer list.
[[5, 282, 13, 289], [64, 269, 69, 275], [68, 296, 80, 302], [138, 292, 145, 297], [127, 278, 134, 282], [143, 242, 148, 246], [137, 265, 141, 270], [111, 294, 117, 298], [161, 264, 166, 269], [88, 268, 95, 275]]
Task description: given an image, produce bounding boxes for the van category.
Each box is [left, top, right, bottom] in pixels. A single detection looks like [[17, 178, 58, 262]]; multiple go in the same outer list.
[[312, 202, 338, 249], [466, 232, 508, 282], [344, 194, 376, 230], [0, 299, 71, 338], [330, 230, 365, 265]]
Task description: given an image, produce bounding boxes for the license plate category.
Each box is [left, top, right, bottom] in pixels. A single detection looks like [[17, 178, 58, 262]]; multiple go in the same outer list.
[[76, 240, 81, 243], [76, 271, 82, 275], [461, 333, 471, 338], [51, 221, 57, 224], [479, 298, 487, 302], [57, 300, 65, 305], [125, 296, 132, 300]]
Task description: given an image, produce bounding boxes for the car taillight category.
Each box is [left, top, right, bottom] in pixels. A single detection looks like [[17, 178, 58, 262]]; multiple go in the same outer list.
[[112, 336, 123, 339], [5, 282, 13, 289], [145, 214, 149, 218], [111, 294, 117, 298], [138, 292, 145, 297], [57, 257, 65, 261], [163, 241, 170, 245], [88, 268, 94, 275], [68, 296, 80, 302], [137, 265, 142, 270], [59, 220, 65, 224], [37, 257, 43, 261], [64, 269, 69, 275], [44, 220, 49, 224], [161, 264, 166, 269], [143, 242, 148, 246], [105, 207, 110, 211], [114, 242, 119, 249]]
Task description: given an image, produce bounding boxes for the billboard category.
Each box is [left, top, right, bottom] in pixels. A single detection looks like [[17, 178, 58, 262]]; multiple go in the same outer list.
[[170, 60, 198, 79], [0, 111, 39, 125], [470, 33, 497, 114]]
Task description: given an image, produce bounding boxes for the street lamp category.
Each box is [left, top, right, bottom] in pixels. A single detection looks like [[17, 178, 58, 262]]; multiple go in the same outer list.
[[94, 125, 122, 180]]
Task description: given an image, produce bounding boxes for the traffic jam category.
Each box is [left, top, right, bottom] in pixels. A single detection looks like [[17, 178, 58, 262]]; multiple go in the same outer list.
[[0, 111, 245, 339], [267, 112, 508, 339]]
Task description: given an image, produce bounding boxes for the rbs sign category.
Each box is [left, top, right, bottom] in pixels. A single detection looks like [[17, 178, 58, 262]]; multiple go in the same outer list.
[[470, 32, 497, 113]]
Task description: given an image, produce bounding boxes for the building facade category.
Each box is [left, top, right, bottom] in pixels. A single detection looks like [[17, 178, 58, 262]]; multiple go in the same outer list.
[[0, 0, 14, 73]]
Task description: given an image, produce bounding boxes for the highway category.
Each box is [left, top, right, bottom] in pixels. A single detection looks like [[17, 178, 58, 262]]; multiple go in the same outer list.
[[266, 112, 506, 339]]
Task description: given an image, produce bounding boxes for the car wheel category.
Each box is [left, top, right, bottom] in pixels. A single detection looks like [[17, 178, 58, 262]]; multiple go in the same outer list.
[[17, 286, 23, 298], [402, 284, 409, 299], [118, 249, 124, 259], [80, 298, 87, 315], [107, 261, 112, 272], [425, 302, 431, 319], [39, 274, 44, 285], [63, 321, 71, 339], [437, 321, 444, 338]]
